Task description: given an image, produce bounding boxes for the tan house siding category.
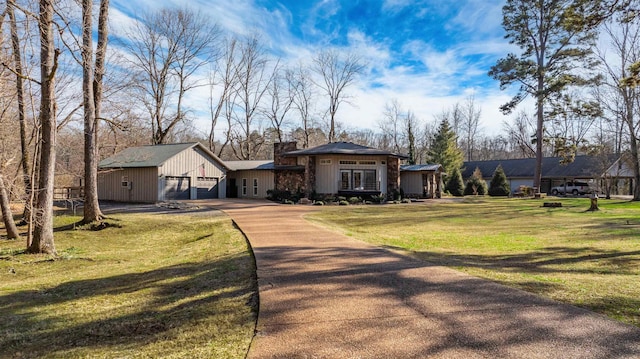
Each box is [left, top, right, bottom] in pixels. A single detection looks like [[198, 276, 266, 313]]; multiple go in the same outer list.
[[400, 172, 423, 196], [158, 146, 226, 199], [227, 170, 274, 198], [98, 167, 158, 203], [315, 155, 388, 194]]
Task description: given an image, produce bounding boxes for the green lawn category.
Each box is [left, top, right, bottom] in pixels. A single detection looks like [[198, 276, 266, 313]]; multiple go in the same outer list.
[[0, 211, 257, 358], [307, 197, 640, 327]]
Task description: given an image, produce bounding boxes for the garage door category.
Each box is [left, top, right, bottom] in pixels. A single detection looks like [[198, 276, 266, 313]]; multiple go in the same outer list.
[[164, 176, 190, 200], [197, 177, 219, 199]]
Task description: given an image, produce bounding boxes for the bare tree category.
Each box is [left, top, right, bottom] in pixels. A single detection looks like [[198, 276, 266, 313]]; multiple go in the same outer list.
[[28, 0, 58, 255], [124, 7, 220, 144], [460, 95, 482, 161], [379, 98, 404, 153], [208, 37, 238, 154], [7, 0, 31, 210], [80, 0, 110, 223], [312, 50, 364, 142], [597, 10, 640, 199], [229, 35, 274, 160], [263, 66, 295, 142], [291, 64, 316, 148], [503, 112, 537, 158]]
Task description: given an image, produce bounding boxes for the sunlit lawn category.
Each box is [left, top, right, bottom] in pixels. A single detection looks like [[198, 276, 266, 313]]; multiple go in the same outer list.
[[0, 210, 256, 358], [307, 197, 640, 327]]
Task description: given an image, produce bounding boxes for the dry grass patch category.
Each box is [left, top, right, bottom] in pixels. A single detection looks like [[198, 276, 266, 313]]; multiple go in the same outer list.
[[0, 210, 257, 358], [307, 197, 640, 327]]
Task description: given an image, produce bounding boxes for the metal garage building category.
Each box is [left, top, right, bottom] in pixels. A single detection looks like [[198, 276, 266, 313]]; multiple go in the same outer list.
[[98, 142, 228, 203]]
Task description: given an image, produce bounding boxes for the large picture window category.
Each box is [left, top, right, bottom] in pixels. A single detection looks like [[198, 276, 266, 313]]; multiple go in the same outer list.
[[340, 169, 377, 191]]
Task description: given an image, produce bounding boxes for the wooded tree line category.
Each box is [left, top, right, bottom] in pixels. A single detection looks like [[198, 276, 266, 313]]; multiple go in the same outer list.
[[0, 1, 639, 253]]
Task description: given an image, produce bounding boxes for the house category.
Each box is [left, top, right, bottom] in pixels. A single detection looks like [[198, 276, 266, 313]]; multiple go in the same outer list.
[[98, 142, 228, 202], [225, 161, 274, 198], [97, 141, 445, 203], [400, 164, 444, 198], [275, 142, 408, 199], [462, 155, 634, 195]]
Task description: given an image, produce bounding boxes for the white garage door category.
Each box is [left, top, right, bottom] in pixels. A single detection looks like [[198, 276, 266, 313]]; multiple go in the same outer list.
[[164, 176, 190, 200]]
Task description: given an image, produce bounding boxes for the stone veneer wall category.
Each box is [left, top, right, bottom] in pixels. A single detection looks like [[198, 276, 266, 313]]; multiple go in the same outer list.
[[304, 156, 316, 198], [274, 142, 298, 166], [273, 142, 305, 194], [386, 157, 401, 198]]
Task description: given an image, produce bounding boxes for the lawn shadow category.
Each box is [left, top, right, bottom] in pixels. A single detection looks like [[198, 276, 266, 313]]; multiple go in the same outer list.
[[0, 254, 258, 358]]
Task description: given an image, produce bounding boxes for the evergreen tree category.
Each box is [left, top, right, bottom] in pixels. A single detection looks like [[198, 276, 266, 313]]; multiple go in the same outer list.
[[445, 167, 465, 197], [488, 164, 511, 196], [464, 167, 488, 196], [427, 118, 463, 183], [489, 0, 609, 193]]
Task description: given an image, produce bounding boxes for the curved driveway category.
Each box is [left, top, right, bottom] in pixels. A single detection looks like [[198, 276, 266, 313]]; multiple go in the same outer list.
[[213, 199, 640, 358]]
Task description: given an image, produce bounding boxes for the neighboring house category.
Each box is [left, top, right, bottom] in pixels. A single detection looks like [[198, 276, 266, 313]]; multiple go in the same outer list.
[[225, 161, 274, 198], [400, 164, 444, 198], [276, 141, 408, 198], [462, 155, 633, 195], [98, 142, 228, 202]]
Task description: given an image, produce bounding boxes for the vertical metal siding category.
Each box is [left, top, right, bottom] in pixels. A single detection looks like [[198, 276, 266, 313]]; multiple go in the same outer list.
[[401, 172, 423, 196], [98, 167, 159, 202], [158, 146, 227, 200], [227, 170, 274, 198]]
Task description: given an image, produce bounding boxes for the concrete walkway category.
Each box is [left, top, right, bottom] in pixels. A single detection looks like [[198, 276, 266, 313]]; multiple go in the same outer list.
[[214, 199, 640, 358]]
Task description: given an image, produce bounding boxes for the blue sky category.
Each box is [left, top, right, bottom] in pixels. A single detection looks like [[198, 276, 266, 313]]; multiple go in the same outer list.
[[110, 0, 520, 135]]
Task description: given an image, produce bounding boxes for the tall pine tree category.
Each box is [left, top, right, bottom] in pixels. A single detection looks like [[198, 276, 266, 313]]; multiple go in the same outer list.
[[489, 0, 607, 194], [427, 118, 463, 183]]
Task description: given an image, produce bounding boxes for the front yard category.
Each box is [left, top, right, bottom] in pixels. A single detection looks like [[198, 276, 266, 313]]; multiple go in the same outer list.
[[307, 197, 640, 328], [0, 210, 257, 358]]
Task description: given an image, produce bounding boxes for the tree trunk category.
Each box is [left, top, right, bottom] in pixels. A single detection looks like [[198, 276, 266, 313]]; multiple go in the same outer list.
[[8, 1, 32, 221], [0, 174, 20, 239], [82, 0, 108, 223], [28, 0, 57, 255]]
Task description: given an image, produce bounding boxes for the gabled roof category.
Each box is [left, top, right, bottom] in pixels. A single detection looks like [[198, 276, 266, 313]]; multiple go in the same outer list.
[[225, 160, 274, 171], [462, 155, 618, 179], [99, 142, 228, 169], [283, 142, 408, 159], [401, 164, 443, 172]]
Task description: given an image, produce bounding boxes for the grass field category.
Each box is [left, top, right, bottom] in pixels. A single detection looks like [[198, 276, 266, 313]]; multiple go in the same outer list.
[[307, 197, 640, 328], [0, 210, 256, 358]]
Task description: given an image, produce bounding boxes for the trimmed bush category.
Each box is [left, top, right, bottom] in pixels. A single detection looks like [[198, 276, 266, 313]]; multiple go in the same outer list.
[[464, 167, 488, 196], [488, 164, 511, 196], [445, 167, 465, 197]]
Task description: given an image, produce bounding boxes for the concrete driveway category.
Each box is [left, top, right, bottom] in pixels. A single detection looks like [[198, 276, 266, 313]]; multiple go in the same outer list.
[[212, 199, 640, 358]]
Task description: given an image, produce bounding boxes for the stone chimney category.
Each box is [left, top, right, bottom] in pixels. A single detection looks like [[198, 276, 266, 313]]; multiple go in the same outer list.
[[274, 142, 298, 166]]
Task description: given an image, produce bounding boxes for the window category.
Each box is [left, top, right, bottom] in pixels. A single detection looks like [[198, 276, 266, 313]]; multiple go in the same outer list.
[[242, 178, 247, 196], [339, 160, 357, 165], [340, 170, 351, 190], [253, 178, 258, 196], [319, 159, 332, 165], [339, 170, 377, 191], [358, 160, 376, 165], [121, 176, 129, 188]]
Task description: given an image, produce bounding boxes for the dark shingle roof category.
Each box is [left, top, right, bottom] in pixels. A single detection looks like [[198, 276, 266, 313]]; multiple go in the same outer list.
[[401, 164, 443, 172], [99, 142, 228, 169], [283, 142, 408, 159], [461, 156, 614, 179], [225, 160, 274, 171]]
